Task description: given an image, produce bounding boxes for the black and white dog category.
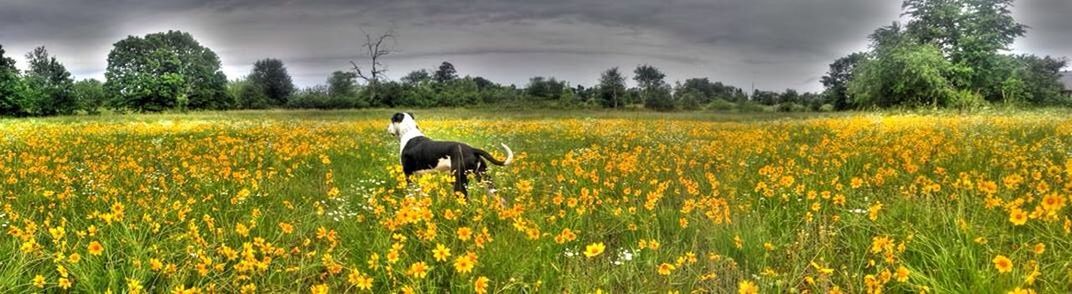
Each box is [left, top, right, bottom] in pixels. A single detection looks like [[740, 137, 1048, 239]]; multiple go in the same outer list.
[[387, 112, 513, 197]]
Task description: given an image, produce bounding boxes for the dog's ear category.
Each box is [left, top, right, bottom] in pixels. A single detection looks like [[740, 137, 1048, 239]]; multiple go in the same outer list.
[[391, 112, 405, 123], [406, 112, 415, 121]]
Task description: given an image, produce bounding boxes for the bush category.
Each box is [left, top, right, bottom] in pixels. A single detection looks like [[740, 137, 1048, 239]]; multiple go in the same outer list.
[[848, 43, 958, 107], [287, 85, 365, 109], [775, 102, 807, 112], [706, 99, 736, 111], [642, 86, 675, 111], [736, 101, 767, 112], [949, 89, 987, 111], [73, 79, 106, 114]]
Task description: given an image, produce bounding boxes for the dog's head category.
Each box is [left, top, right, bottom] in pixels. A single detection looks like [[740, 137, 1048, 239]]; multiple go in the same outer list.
[[387, 112, 418, 137]]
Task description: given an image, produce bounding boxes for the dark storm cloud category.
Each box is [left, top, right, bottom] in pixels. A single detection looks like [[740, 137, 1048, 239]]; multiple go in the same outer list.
[[0, 0, 1068, 92]]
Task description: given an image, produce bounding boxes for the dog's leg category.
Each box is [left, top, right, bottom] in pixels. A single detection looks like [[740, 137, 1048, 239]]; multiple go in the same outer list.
[[452, 145, 469, 198]]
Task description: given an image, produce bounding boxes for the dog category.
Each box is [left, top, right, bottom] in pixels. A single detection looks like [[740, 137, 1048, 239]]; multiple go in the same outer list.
[[387, 112, 513, 197]]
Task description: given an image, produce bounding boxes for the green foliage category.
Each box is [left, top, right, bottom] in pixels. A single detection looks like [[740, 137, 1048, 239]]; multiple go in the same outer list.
[[1004, 55, 1068, 105], [751, 90, 780, 105], [434, 61, 457, 83], [641, 86, 674, 111], [904, 0, 1026, 101], [73, 79, 106, 114], [105, 30, 229, 112], [525, 76, 568, 100], [949, 88, 986, 110], [0, 44, 27, 116], [401, 69, 432, 85], [706, 99, 737, 111], [22, 46, 77, 116], [821, 52, 867, 110], [436, 78, 482, 106], [634, 65, 674, 111], [248, 58, 295, 106], [775, 102, 807, 112], [327, 71, 359, 99], [828, 0, 1058, 110], [848, 41, 959, 107], [597, 67, 627, 108], [676, 88, 703, 110], [287, 85, 365, 109]]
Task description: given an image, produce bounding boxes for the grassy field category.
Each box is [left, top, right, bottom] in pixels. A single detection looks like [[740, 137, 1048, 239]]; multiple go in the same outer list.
[[2, 109, 1072, 293]]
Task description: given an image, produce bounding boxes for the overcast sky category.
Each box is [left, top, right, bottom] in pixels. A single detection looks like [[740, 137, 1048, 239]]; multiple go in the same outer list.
[[1, 0, 1069, 92]]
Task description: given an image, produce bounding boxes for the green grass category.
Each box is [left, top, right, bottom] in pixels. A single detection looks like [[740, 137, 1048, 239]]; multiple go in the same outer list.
[[1, 108, 1071, 293]]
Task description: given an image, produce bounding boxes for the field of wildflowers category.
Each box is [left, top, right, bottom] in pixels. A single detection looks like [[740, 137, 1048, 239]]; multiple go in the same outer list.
[[2, 109, 1071, 293]]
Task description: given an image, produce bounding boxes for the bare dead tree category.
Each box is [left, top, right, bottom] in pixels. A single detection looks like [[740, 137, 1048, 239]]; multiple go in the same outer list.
[[350, 29, 396, 104]]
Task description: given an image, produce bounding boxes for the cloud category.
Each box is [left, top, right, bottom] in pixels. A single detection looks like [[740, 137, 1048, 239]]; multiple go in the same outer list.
[[0, 0, 1067, 92]]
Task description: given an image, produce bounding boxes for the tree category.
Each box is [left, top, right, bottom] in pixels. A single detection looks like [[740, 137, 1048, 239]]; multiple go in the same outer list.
[[634, 65, 673, 111], [848, 42, 959, 107], [902, 0, 1027, 101], [73, 79, 106, 114], [104, 31, 229, 111], [598, 67, 626, 108], [23, 46, 76, 116], [752, 90, 781, 105], [674, 78, 747, 105], [350, 29, 395, 104], [473, 76, 494, 91], [525, 76, 567, 100], [821, 52, 867, 110], [0, 44, 26, 115], [328, 71, 359, 99], [780, 89, 800, 105], [248, 58, 294, 106], [1007, 55, 1068, 105], [229, 78, 269, 109], [434, 61, 457, 83], [401, 69, 431, 85], [634, 65, 666, 90]]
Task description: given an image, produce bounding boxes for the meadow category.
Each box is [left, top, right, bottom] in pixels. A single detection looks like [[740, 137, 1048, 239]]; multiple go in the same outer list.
[[2, 109, 1071, 293]]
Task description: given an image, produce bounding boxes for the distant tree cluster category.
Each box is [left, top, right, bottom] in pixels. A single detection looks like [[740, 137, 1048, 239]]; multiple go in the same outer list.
[[824, 0, 1070, 109], [0, 29, 829, 116], [0, 45, 82, 116]]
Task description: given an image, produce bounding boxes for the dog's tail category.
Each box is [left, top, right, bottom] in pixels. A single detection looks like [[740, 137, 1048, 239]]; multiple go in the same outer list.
[[475, 143, 514, 166]]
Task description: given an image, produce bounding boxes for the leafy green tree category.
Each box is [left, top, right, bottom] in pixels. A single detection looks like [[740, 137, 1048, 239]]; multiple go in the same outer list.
[[105, 30, 229, 111], [328, 71, 359, 99], [1007, 55, 1068, 105], [848, 42, 959, 107], [526, 76, 568, 100], [73, 79, 106, 114], [438, 78, 481, 106], [598, 67, 626, 108], [821, 52, 867, 110], [675, 86, 703, 110], [230, 78, 268, 109], [780, 89, 801, 104], [473, 76, 494, 91], [634, 65, 673, 111], [752, 90, 780, 105], [23, 46, 76, 116], [902, 0, 1027, 101], [402, 69, 432, 85], [0, 44, 26, 116], [248, 58, 294, 106], [434, 62, 457, 83], [675, 78, 747, 105]]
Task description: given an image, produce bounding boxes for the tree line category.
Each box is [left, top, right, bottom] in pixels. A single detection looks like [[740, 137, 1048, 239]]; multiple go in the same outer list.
[[0, 0, 1067, 117], [0, 30, 811, 116]]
